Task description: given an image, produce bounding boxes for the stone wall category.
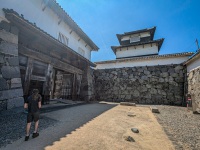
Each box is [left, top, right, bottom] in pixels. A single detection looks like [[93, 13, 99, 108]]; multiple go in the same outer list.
[[0, 26, 24, 111], [94, 64, 186, 105], [188, 66, 200, 113]]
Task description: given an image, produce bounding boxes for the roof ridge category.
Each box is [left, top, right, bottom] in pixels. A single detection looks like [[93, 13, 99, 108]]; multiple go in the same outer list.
[[94, 52, 194, 64]]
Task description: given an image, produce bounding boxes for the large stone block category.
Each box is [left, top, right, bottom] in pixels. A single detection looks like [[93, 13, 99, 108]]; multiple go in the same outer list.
[[0, 99, 7, 111], [11, 78, 21, 84], [1, 66, 20, 79], [6, 57, 19, 66], [0, 21, 11, 32], [0, 88, 23, 100], [0, 55, 4, 64], [0, 78, 8, 91], [10, 26, 19, 35], [174, 65, 183, 71], [11, 83, 22, 89], [0, 29, 18, 44], [0, 41, 18, 56], [7, 96, 24, 109]]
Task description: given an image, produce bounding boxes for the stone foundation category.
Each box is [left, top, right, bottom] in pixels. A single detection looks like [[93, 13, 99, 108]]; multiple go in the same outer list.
[[94, 64, 186, 105], [188, 66, 200, 113], [0, 27, 24, 111]]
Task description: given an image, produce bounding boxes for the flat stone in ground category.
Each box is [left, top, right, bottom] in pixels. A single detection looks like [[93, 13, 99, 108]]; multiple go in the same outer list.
[[124, 136, 135, 142], [131, 128, 139, 133]]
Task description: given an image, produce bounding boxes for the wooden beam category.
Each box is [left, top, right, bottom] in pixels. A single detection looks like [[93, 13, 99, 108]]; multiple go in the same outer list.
[[19, 45, 83, 74], [72, 73, 77, 100], [19, 65, 26, 70], [24, 57, 33, 95], [42, 0, 49, 11], [58, 19, 62, 25], [43, 64, 53, 102], [31, 75, 46, 81]]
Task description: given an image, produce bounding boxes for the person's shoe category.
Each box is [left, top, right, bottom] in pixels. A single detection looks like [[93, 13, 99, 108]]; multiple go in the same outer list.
[[25, 135, 29, 141], [32, 132, 39, 138]]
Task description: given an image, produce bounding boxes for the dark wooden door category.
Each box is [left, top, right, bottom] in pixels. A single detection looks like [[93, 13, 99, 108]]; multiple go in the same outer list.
[[29, 80, 44, 103]]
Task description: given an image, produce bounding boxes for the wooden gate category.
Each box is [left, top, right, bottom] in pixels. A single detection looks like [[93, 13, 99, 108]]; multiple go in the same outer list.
[[62, 74, 73, 99]]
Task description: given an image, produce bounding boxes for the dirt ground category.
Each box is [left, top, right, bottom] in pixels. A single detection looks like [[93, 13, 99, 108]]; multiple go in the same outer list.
[[45, 104, 174, 150]]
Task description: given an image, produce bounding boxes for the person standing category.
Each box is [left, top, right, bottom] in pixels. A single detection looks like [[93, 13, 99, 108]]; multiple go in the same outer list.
[[24, 89, 42, 141]]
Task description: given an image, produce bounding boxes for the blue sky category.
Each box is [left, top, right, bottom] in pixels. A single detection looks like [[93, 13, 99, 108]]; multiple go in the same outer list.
[[57, 0, 200, 62]]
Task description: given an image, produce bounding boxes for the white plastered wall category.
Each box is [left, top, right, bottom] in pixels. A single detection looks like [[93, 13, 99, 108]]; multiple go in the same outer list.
[[95, 56, 190, 69], [0, 0, 92, 60], [116, 43, 158, 58]]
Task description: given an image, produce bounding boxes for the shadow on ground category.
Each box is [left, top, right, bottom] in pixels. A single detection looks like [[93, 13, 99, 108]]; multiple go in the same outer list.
[[0, 102, 117, 150]]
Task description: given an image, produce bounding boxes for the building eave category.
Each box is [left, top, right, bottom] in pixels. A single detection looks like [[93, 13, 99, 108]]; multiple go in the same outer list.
[[116, 26, 156, 44], [3, 8, 96, 67], [46, 0, 99, 51], [95, 52, 194, 65], [111, 38, 164, 54]]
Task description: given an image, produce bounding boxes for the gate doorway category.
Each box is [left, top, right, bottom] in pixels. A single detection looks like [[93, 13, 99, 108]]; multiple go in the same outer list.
[[29, 80, 44, 104]]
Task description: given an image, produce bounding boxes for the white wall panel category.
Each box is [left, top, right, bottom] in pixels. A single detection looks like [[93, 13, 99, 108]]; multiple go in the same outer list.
[[0, 0, 92, 60], [95, 56, 189, 69]]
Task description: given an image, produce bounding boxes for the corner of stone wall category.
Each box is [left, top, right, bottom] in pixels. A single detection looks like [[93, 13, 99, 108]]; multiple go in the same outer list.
[[80, 66, 95, 101], [0, 22, 24, 111], [187, 66, 200, 113]]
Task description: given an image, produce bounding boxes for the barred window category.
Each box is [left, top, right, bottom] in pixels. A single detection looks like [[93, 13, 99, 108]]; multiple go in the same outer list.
[[58, 32, 69, 46]]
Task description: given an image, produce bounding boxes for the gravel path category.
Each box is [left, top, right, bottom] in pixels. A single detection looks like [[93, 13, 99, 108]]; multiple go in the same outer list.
[[154, 106, 200, 150], [0, 108, 58, 148]]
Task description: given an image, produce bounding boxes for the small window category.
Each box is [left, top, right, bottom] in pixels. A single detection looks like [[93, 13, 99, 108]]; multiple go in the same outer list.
[[58, 32, 68, 46], [78, 47, 85, 57], [130, 36, 140, 43]]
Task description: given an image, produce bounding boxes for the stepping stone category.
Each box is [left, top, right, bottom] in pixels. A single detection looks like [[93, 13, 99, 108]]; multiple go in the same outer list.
[[150, 106, 160, 113], [120, 102, 136, 106], [124, 136, 135, 142], [127, 112, 136, 117], [131, 128, 139, 133]]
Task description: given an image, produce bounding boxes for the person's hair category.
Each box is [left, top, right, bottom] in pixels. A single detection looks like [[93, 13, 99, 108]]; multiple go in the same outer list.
[[32, 89, 39, 100]]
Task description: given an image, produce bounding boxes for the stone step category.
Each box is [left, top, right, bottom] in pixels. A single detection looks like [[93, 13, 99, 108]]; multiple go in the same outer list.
[[150, 106, 160, 113], [120, 102, 136, 106]]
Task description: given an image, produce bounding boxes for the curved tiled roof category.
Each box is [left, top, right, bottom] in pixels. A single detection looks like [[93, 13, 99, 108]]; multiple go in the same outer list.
[[95, 52, 194, 64], [116, 26, 156, 44]]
